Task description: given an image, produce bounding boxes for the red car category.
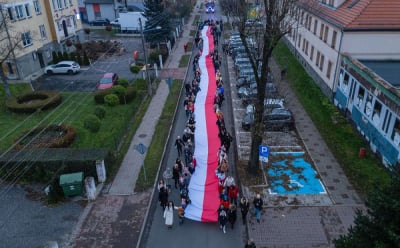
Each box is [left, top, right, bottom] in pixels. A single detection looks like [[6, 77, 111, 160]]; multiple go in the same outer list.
[[97, 73, 119, 90]]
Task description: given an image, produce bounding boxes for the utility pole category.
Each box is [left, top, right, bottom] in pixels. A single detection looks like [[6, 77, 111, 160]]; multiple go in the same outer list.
[[139, 17, 152, 96]]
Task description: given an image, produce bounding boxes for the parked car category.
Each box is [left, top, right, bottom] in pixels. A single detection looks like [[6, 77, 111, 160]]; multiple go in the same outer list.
[[110, 18, 120, 25], [246, 98, 285, 114], [89, 18, 110, 26], [238, 82, 257, 99], [44, 61, 80, 75], [242, 108, 295, 131], [97, 72, 119, 90]]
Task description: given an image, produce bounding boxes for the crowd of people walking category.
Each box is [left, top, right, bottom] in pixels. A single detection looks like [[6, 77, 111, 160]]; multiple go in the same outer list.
[[155, 19, 262, 248]]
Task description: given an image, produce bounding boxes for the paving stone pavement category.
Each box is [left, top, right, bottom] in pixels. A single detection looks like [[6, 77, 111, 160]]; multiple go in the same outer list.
[[236, 56, 366, 248]]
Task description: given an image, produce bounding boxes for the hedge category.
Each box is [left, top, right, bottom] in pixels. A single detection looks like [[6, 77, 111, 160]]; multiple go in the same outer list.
[[6, 90, 63, 113]]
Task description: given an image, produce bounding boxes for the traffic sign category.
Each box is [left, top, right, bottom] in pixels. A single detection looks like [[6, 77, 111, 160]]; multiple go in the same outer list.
[[135, 143, 147, 155], [259, 145, 270, 162]]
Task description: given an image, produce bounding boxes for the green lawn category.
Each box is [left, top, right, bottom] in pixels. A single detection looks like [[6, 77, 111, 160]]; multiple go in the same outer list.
[[0, 81, 146, 152], [273, 42, 391, 195]]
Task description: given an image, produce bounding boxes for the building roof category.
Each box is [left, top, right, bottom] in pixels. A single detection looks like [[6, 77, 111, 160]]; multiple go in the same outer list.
[[302, 0, 400, 30], [360, 60, 400, 88]]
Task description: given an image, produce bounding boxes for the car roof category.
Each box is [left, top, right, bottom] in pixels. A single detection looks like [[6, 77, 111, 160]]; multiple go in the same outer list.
[[103, 73, 115, 78], [269, 108, 291, 115], [57, 61, 76, 64]]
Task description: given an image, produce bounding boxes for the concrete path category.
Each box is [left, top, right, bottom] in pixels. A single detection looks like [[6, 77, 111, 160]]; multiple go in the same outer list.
[[109, 2, 197, 195]]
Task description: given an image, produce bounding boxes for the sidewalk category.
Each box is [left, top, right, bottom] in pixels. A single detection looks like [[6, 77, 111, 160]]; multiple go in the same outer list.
[[108, 10, 197, 195]]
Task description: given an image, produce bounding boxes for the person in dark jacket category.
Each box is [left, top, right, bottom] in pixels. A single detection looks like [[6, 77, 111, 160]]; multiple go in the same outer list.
[[175, 136, 184, 157], [240, 196, 250, 224], [227, 204, 237, 229], [158, 186, 169, 211], [172, 163, 180, 189]]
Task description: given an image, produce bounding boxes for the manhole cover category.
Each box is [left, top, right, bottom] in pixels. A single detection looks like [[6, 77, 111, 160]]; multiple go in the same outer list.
[[138, 134, 147, 138]]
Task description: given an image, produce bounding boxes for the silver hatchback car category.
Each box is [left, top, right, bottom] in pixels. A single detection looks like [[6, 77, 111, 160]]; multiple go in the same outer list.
[[44, 61, 81, 75]]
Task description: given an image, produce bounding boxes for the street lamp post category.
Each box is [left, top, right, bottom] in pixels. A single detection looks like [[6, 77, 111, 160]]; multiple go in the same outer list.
[[139, 18, 161, 96]]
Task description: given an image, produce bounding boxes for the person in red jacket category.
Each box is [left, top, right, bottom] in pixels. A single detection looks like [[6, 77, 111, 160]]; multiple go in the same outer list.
[[228, 184, 239, 206]]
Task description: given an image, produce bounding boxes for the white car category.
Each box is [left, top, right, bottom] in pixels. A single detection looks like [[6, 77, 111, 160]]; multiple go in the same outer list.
[[110, 18, 120, 25], [44, 61, 80, 75]]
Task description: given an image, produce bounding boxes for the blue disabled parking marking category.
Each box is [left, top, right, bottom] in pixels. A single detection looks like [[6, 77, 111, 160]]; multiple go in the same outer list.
[[267, 152, 326, 195]]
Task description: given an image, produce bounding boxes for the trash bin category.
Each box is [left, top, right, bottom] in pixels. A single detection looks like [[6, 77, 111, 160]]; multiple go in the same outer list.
[[359, 148, 366, 159], [59, 172, 84, 197]]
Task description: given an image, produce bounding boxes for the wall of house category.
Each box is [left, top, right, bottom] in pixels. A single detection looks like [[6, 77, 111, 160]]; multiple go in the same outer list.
[[342, 32, 400, 60], [85, 4, 115, 21], [16, 42, 55, 80], [285, 15, 344, 99]]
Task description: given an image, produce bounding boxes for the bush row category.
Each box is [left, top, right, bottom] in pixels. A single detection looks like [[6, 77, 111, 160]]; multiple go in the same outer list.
[[15, 124, 76, 149], [6, 91, 63, 113], [94, 85, 137, 104]]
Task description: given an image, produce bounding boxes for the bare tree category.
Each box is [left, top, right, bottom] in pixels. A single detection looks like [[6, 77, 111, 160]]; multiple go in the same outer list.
[[0, 4, 24, 98], [222, 0, 298, 174]]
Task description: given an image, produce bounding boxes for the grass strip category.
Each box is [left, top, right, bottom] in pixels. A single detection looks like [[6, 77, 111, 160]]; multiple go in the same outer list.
[[135, 79, 182, 191], [179, 55, 191, 68]]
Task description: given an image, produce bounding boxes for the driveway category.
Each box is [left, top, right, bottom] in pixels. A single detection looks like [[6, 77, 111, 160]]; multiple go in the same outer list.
[[32, 39, 144, 92]]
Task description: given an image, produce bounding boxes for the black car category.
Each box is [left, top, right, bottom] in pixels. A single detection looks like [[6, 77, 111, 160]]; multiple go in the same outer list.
[[89, 18, 110, 26], [242, 108, 294, 131]]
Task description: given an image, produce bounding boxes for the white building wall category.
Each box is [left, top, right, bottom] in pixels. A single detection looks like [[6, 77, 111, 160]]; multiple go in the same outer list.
[[341, 32, 400, 60], [286, 15, 343, 94]]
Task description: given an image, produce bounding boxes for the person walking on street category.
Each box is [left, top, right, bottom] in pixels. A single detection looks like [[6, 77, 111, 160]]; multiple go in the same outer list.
[[163, 201, 175, 229], [172, 163, 180, 189], [227, 204, 237, 229], [158, 186, 169, 211], [253, 194, 263, 223], [175, 136, 184, 157], [218, 206, 228, 234], [240, 196, 250, 224]]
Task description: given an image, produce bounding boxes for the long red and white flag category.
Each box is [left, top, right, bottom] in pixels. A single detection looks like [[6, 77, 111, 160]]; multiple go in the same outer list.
[[184, 26, 220, 222]]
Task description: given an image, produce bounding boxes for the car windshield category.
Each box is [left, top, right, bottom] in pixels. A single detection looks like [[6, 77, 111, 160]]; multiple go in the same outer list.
[[100, 77, 112, 84]]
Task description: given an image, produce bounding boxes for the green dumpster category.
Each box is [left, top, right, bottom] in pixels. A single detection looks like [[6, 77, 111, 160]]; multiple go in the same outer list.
[[59, 172, 83, 197]]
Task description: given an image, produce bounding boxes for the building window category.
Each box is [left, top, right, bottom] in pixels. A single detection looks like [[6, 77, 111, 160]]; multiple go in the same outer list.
[[319, 24, 324, 40], [39, 25, 47, 40], [67, 18, 71, 27], [25, 4, 31, 17], [57, 0, 63, 9], [32, 52, 37, 60], [21, 32, 32, 46], [326, 61, 332, 79], [324, 26, 329, 43], [316, 51, 320, 66], [310, 46, 314, 61], [15, 5, 25, 19], [331, 31, 337, 49], [64, 0, 68, 8], [313, 20, 317, 34], [302, 38, 306, 52], [297, 35, 301, 47], [69, 0, 73, 6], [33, 1, 41, 14], [320, 54, 325, 71], [7, 7, 15, 21], [305, 40, 309, 56]]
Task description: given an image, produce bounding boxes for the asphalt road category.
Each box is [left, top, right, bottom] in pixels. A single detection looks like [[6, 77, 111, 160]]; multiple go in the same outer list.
[[32, 38, 145, 92], [139, 4, 247, 248]]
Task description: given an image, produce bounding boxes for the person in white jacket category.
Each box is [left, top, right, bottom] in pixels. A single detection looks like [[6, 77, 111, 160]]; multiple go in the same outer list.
[[163, 201, 175, 229]]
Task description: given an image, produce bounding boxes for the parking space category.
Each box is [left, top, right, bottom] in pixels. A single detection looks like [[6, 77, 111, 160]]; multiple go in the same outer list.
[[32, 38, 144, 92]]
